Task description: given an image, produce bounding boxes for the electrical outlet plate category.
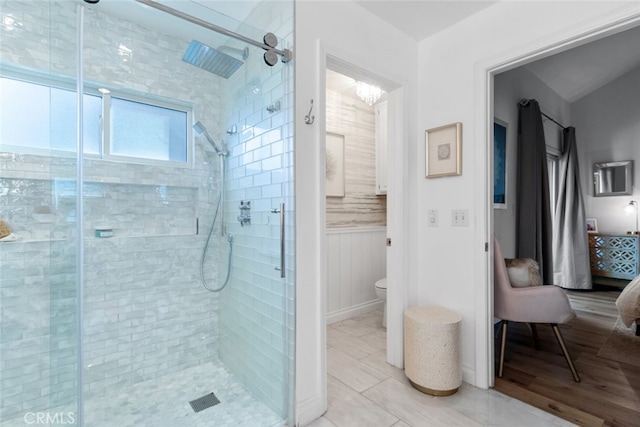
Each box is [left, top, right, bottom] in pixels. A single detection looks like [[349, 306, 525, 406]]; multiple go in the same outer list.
[[428, 209, 438, 227], [452, 209, 469, 226]]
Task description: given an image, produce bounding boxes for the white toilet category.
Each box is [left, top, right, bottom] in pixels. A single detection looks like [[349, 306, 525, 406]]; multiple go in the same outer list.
[[374, 277, 387, 328]]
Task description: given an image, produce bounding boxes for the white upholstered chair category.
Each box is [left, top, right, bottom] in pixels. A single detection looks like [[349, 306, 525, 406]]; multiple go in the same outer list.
[[494, 237, 581, 382]]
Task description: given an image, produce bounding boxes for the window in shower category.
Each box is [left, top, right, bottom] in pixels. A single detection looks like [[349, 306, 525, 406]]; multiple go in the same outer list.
[[0, 76, 101, 154], [106, 95, 190, 164], [0, 75, 192, 165]]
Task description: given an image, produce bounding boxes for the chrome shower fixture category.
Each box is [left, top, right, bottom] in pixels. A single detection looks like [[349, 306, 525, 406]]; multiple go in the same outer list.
[[135, 0, 292, 66], [238, 201, 251, 227], [193, 121, 228, 157], [266, 101, 281, 113], [217, 46, 249, 60], [182, 40, 244, 79]]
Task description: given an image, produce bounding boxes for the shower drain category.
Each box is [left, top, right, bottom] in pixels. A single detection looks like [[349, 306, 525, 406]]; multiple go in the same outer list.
[[189, 392, 220, 413]]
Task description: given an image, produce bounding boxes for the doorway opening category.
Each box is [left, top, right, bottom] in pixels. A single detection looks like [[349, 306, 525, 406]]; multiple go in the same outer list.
[[486, 18, 640, 426], [320, 51, 406, 374]]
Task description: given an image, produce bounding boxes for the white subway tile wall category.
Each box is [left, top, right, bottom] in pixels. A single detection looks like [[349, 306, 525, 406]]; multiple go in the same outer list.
[[216, 1, 295, 418]]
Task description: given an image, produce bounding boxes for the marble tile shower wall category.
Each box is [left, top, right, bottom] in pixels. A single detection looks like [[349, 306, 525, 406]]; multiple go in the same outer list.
[[216, 2, 294, 418], [0, 1, 228, 420], [0, 161, 79, 421]]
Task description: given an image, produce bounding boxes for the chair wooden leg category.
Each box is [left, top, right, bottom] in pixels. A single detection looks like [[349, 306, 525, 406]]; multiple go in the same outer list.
[[498, 320, 508, 377], [528, 323, 540, 350], [551, 324, 581, 382]]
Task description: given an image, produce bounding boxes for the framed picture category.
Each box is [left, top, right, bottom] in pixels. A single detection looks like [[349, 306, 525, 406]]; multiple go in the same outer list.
[[425, 122, 462, 178], [586, 218, 598, 233], [326, 132, 345, 197], [494, 119, 508, 208]]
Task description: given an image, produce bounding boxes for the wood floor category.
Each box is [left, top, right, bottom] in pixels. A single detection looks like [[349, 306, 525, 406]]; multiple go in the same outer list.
[[494, 287, 640, 427]]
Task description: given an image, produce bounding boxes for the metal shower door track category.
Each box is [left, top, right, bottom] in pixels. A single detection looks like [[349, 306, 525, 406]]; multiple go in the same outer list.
[[134, 0, 292, 64]]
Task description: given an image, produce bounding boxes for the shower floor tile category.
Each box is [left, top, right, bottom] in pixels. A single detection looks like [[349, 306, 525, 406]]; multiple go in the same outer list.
[[84, 361, 283, 427]]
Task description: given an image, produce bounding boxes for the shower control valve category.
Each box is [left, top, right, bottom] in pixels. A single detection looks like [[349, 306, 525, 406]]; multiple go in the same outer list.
[[238, 200, 251, 227]]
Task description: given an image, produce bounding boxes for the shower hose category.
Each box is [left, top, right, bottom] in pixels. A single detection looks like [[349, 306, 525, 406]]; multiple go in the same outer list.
[[200, 192, 233, 292]]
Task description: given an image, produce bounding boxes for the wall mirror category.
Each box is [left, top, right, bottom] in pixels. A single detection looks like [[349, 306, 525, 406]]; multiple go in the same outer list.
[[593, 160, 633, 197]]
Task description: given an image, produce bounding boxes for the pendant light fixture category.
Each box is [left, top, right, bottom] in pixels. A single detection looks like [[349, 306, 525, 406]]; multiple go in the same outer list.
[[355, 81, 382, 106]]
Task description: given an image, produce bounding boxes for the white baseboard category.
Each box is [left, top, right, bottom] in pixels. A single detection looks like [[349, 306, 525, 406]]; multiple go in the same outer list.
[[326, 299, 384, 325], [296, 394, 327, 426], [462, 364, 477, 387]]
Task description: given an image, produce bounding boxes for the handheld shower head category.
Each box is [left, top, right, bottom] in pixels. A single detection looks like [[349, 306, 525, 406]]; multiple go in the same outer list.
[[192, 121, 208, 136], [193, 121, 228, 156]]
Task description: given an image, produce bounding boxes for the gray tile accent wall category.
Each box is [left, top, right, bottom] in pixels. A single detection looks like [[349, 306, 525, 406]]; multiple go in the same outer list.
[[326, 89, 387, 228]]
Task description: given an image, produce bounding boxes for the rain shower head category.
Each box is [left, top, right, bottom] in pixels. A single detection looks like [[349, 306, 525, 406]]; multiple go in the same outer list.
[[182, 40, 244, 79], [193, 121, 228, 157]]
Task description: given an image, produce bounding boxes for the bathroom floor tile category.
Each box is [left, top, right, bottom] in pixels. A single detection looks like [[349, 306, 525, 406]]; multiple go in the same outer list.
[[359, 350, 409, 384], [306, 416, 338, 427], [359, 328, 387, 351], [362, 377, 482, 427], [327, 329, 380, 360], [323, 309, 576, 427], [325, 375, 399, 427], [327, 348, 388, 393]]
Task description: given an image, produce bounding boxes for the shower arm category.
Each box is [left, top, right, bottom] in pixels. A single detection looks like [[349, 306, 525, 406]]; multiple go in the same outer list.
[[134, 0, 292, 63]]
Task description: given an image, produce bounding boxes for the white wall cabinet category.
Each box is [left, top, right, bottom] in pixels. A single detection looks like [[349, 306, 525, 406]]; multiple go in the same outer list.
[[375, 100, 388, 195]]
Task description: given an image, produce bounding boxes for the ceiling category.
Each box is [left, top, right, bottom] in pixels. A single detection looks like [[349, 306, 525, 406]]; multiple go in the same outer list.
[[326, 69, 359, 93], [523, 25, 640, 103], [96, 1, 640, 104], [355, 0, 497, 41], [355, 1, 640, 104]]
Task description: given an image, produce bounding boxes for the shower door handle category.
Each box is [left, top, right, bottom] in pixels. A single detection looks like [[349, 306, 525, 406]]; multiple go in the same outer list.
[[272, 203, 285, 278]]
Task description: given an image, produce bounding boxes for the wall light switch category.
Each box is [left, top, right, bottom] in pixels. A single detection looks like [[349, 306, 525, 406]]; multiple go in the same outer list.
[[452, 209, 469, 226], [428, 209, 439, 227]]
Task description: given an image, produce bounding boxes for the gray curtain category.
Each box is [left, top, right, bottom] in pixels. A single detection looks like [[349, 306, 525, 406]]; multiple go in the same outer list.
[[516, 99, 553, 284], [553, 127, 592, 289]]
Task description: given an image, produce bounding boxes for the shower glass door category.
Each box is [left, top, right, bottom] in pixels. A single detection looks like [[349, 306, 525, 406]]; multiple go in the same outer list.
[[1, 0, 294, 425], [79, 1, 295, 426], [0, 1, 81, 424]]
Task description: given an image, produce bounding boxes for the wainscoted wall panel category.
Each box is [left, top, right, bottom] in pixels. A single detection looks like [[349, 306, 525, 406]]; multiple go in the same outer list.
[[326, 227, 386, 323], [326, 84, 386, 228]]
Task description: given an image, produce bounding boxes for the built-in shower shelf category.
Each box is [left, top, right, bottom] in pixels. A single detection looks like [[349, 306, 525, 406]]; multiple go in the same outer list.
[[1, 238, 67, 244], [87, 232, 197, 239], [0, 172, 199, 189]]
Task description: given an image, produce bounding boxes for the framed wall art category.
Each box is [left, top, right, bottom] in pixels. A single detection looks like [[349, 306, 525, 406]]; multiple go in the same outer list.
[[425, 122, 462, 178], [494, 119, 508, 208]]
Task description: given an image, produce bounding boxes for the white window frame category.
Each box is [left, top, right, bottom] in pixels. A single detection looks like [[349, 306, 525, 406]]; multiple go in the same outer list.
[[0, 68, 193, 168], [99, 90, 193, 168]]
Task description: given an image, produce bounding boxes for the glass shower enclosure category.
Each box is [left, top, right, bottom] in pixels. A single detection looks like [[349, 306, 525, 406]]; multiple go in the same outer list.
[[0, 0, 295, 425]]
